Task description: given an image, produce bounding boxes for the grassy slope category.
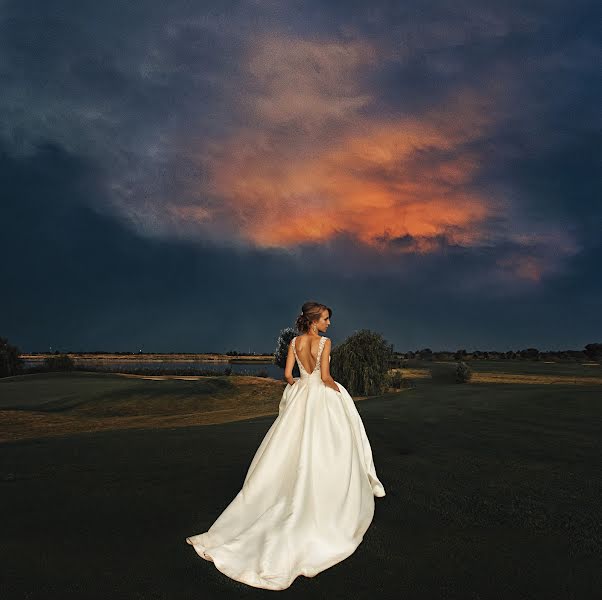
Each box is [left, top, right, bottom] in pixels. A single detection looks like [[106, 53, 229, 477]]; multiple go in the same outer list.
[[0, 371, 286, 442]]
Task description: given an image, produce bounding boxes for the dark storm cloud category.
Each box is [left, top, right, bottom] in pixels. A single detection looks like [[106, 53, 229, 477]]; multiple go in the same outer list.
[[0, 138, 306, 352], [1, 0, 600, 351], [1, 135, 599, 352], [0, 0, 255, 235]]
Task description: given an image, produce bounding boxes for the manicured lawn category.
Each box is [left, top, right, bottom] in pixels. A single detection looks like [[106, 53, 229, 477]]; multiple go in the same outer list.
[[1, 366, 600, 598]]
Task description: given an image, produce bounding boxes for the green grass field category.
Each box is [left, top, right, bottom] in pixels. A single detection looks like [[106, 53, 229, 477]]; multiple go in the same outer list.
[[0, 371, 287, 442], [1, 362, 601, 598]]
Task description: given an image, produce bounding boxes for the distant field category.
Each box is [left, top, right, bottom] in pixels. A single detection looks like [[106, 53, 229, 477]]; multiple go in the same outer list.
[[403, 358, 602, 385], [0, 360, 600, 443]]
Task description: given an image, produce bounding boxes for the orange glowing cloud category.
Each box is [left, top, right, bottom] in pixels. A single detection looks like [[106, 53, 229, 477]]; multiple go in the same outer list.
[[202, 103, 500, 250], [175, 33, 508, 251]]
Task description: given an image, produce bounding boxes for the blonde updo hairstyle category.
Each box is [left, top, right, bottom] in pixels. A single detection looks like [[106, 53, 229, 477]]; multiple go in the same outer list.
[[295, 301, 332, 334]]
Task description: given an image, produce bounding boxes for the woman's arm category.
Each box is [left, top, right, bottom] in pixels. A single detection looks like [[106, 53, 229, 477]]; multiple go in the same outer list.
[[283, 339, 296, 385], [320, 338, 340, 392]]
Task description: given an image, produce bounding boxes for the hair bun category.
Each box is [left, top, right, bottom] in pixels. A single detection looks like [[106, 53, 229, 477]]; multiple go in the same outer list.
[[294, 302, 331, 334]]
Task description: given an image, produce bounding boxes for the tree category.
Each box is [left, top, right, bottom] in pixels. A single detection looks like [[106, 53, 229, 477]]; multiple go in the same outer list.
[[418, 347, 433, 360], [584, 343, 602, 362], [330, 329, 394, 396], [0, 336, 24, 378], [520, 347, 540, 360], [274, 327, 300, 378]]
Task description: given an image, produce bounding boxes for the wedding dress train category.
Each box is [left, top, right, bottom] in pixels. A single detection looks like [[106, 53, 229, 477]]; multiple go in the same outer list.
[[185, 335, 386, 590]]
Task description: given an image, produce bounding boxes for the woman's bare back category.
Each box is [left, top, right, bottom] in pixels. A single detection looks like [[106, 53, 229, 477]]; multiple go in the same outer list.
[[293, 334, 323, 374]]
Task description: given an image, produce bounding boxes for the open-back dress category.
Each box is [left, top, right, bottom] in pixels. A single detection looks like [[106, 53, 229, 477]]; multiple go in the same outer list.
[[185, 335, 386, 590]]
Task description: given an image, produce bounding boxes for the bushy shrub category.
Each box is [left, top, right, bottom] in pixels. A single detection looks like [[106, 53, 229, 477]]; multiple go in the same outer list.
[[455, 361, 472, 383], [386, 369, 404, 390], [43, 354, 75, 371], [330, 329, 394, 396], [0, 336, 24, 377]]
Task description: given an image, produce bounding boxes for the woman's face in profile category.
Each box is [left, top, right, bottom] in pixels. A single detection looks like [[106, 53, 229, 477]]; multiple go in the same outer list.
[[316, 310, 331, 333]]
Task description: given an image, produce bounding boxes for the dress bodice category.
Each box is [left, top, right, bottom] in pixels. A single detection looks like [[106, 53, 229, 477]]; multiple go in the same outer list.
[[292, 335, 327, 379]]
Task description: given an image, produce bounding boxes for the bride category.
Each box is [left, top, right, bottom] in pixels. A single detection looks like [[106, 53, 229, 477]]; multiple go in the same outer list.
[[185, 301, 386, 590]]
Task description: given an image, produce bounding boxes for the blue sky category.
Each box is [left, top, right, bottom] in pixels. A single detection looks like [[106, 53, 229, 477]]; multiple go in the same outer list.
[[1, 0, 600, 353]]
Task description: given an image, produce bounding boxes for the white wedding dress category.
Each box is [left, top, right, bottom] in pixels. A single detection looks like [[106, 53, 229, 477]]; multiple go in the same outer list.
[[185, 335, 386, 590]]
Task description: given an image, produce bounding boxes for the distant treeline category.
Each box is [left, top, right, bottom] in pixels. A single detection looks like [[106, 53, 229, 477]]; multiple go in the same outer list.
[[401, 345, 602, 362], [23, 345, 602, 362]]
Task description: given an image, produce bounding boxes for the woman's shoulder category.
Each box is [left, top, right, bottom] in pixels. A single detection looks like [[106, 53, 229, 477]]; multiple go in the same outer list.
[[294, 334, 330, 341]]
